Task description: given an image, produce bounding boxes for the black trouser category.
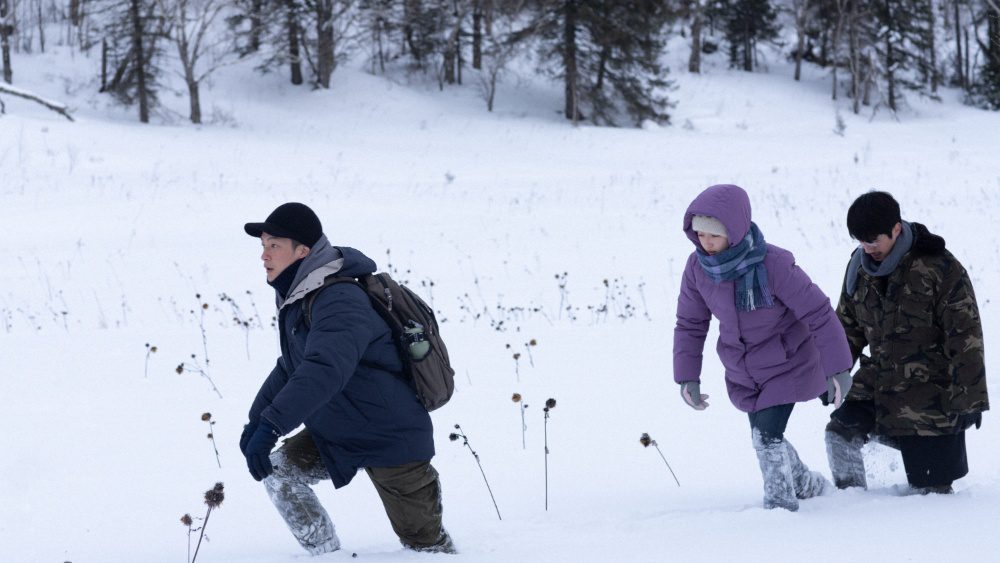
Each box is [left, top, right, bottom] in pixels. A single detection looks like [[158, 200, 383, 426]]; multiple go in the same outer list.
[[827, 401, 969, 488]]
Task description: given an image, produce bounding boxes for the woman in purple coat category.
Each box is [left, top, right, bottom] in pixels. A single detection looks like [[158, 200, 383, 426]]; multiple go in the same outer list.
[[673, 184, 853, 511]]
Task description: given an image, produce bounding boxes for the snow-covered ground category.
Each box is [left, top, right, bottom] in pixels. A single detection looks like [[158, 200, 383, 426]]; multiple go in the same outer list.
[[2, 37, 1000, 563]]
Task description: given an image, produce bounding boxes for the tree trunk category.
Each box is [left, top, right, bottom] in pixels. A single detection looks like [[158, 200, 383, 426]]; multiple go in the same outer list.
[[1, 0, 11, 84], [403, 0, 421, 67], [70, 0, 82, 26], [187, 76, 201, 124], [100, 37, 107, 91], [316, 0, 334, 88], [886, 17, 896, 111], [443, 45, 455, 84], [286, 1, 303, 85], [130, 0, 149, 123], [794, 1, 810, 81], [929, 0, 937, 92], [743, 20, 752, 71], [849, 7, 861, 113], [472, 4, 482, 70], [563, 0, 580, 122], [953, 0, 964, 89], [689, 0, 703, 73], [36, 0, 45, 53], [250, 0, 263, 52], [964, 26, 970, 89], [831, 1, 846, 100]]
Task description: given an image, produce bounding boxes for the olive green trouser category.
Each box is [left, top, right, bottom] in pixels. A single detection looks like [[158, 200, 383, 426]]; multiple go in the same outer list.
[[265, 429, 447, 552]]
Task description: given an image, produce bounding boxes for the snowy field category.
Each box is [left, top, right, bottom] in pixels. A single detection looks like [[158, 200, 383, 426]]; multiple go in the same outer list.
[[2, 39, 1000, 563]]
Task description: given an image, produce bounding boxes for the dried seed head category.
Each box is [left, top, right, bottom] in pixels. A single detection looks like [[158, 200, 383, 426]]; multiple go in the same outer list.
[[176, 364, 184, 374], [529, 339, 537, 346], [640, 433, 652, 448], [454, 424, 460, 429], [204, 482, 225, 508], [545, 398, 557, 410], [449, 433, 460, 442], [201, 413, 212, 421], [206, 433, 214, 439], [196, 293, 201, 299], [181, 514, 193, 526], [202, 303, 209, 310], [512, 393, 522, 403], [505, 343, 511, 349], [151, 346, 158, 353], [513, 353, 521, 360]]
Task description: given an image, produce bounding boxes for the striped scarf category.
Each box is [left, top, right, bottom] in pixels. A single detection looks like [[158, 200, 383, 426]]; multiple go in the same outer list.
[[696, 222, 774, 311]]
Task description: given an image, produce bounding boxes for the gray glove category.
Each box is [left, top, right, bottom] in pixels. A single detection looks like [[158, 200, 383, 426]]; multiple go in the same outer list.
[[680, 381, 709, 411], [824, 370, 852, 409]]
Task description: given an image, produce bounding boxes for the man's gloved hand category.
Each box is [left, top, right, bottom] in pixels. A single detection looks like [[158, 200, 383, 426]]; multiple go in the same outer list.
[[244, 419, 282, 481], [821, 370, 852, 409], [239, 421, 258, 456], [680, 381, 709, 411], [958, 412, 983, 431]]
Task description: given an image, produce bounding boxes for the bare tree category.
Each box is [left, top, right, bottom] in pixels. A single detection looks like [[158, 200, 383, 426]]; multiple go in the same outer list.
[[791, 0, 813, 81], [310, 0, 354, 88], [159, 0, 229, 124], [476, 31, 514, 110], [687, 0, 706, 73]]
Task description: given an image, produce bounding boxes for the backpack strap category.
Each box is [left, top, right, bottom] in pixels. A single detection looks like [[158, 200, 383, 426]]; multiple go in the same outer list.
[[302, 275, 362, 329]]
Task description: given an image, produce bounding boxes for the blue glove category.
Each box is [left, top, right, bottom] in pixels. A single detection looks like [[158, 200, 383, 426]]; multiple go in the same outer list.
[[239, 421, 258, 456], [680, 381, 709, 411], [244, 419, 282, 481]]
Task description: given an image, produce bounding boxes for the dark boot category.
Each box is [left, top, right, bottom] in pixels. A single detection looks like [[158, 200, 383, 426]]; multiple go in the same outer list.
[[825, 429, 867, 489]]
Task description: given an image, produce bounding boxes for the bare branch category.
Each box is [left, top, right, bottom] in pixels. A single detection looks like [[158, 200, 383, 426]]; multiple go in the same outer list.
[[0, 83, 74, 121]]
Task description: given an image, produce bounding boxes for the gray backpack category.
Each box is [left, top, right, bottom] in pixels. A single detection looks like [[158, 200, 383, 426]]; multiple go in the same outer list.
[[303, 273, 455, 411]]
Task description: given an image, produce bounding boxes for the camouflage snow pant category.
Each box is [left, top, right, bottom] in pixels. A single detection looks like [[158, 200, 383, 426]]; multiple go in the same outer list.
[[263, 429, 454, 554]]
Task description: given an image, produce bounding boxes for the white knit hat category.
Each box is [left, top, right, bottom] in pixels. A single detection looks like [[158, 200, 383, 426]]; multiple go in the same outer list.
[[691, 215, 727, 237]]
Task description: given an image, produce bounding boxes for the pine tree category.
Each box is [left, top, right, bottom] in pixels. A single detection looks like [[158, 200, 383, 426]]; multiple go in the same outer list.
[[517, 0, 674, 126], [871, 0, 938, 112], [581, 0, 674, 125], [708, 0, 780, 72]]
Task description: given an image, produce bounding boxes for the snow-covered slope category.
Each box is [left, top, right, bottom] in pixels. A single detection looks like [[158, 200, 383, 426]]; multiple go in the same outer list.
[[2, 38, 999, 563]]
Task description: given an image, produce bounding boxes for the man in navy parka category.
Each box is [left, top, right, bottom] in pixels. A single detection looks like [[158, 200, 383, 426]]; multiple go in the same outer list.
[[239, 202, 454, 555]]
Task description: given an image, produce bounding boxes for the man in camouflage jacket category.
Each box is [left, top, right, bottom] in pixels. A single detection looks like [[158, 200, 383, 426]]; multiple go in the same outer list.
[[826, 191, 989, 494]]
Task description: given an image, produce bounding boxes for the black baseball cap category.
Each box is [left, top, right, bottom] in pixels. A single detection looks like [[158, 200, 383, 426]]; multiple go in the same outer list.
[[244, 202, 323, 247]]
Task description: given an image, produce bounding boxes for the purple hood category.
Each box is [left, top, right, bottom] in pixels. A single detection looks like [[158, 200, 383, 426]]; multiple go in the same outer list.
[[683, 184, 752, 250]]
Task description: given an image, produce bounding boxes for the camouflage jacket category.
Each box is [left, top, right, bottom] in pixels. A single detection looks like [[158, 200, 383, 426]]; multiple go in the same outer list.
[[837, 223, 989, 436]]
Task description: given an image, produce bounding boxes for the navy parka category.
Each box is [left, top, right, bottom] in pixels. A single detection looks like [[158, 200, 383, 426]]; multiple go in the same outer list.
[[248, 238, 434, 487]]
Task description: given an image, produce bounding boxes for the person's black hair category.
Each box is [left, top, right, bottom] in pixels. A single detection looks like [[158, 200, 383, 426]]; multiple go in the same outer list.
[[846, 191, 901, 242]]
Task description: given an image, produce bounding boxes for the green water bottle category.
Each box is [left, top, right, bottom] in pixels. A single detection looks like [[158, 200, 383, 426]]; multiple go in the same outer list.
[[404, 321, 430, 361]]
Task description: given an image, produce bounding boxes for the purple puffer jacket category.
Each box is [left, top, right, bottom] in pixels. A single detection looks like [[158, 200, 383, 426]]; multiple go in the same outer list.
[[672, 184, 852, 413]]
